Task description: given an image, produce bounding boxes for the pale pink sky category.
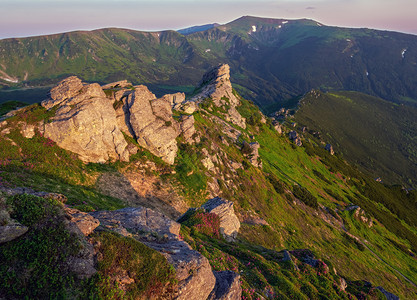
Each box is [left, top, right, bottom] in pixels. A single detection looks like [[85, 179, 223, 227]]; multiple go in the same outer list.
[[0, 0, 416, 39]]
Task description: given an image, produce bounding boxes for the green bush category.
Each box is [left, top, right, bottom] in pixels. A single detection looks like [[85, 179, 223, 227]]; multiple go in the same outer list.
[[84, 231, 177, 299], [7, 193, 60, 226], [0, 195, 80, 299], [292, 185, 318, 208]]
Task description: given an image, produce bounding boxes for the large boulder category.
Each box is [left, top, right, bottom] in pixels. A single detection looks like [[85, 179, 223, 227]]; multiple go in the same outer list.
[[201, 197, 240, 241], [41, 77, 130, 163]]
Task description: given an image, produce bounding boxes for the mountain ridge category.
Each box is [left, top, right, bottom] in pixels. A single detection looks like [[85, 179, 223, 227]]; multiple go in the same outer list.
[[1, 16, 417, 111]]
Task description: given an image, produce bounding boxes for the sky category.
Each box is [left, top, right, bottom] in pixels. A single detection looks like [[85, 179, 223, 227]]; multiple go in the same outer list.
[[0, 0, 416, 39]]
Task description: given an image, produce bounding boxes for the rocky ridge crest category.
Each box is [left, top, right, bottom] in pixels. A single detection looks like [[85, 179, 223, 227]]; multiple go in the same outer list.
[[35, 64, 245, 165]]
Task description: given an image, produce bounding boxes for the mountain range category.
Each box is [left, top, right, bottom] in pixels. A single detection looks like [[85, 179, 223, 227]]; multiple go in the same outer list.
[[1, 16, 417, 300], [1, 16, 417, 111]]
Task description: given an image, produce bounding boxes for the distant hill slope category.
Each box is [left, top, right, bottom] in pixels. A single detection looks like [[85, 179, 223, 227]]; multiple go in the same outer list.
[[1, 16, 417, 110], [177, 23, 219, 35], [294, 90, 417, 188]]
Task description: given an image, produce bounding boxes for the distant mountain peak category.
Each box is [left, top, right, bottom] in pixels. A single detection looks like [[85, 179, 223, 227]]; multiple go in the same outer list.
[[177, 23, 220, 35]]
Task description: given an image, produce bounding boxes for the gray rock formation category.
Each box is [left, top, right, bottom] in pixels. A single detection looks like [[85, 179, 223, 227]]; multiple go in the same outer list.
[[192, 64, 246, 129], [125, 86, 180, 164], [0, 222, 28, 244], [90, 207, 181, 238], [208, 271, 242, 300], [242, 141, 262, 168], [325, 143, 334, 155], [376, 287, 399, 300], [38, 77, 186, 164], [64, 207, 100, 236], [90, 207, 223, 300], [201, 197, 240, 241], [41, 77, 130, 163], [160, 92, 186, 110], [180, 115, 197, 143], [42, 76, 84, 109], [289, 130, 302, 146]]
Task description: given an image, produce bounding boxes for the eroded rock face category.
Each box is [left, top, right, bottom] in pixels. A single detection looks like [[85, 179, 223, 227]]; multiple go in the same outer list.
[[41, 77, 130, 163], [192, 64, 246, 129], [42, 76, 84, 109], [180, 115, 197, 144], [120, 86, 180, 164], [40, 77, 186, 164], [201, 197, 240, 241]]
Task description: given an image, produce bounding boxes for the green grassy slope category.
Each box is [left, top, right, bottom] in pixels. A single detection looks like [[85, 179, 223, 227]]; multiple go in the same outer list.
[[294, 90, 417, 188], [1, 87, 417, 298]]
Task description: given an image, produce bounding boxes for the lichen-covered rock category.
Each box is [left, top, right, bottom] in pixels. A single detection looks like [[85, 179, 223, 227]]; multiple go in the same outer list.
[[208, 271, 242, 300], [160, 92, 186, 110], [201, 197, 240, 241], [43, 87, 130, 163], [0, 222, 28, 244]]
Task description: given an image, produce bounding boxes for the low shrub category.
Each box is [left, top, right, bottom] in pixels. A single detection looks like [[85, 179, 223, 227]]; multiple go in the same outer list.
[[292, 185, 318, 208]]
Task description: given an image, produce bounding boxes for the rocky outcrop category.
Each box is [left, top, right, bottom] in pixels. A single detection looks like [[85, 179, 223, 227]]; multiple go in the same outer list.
[[192, 64, 246, 129], [125, 86, 180, 164], [180, 115, 198, 143], [201, 197, 240, 241], [90, 207, 181, 238], [38, 76, 189, 164], [208, 271, 242, 300], [160, 92, 186, 110], [64, 207, 100, 236], [272, 120, 282, 134], [42, 76, 84, 109], [242, 141, 262, 168], [325, 143, 334, 155], [289, 130, 302, 146], [41, 77, 130, 163], [89, 206, 237, 300]]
